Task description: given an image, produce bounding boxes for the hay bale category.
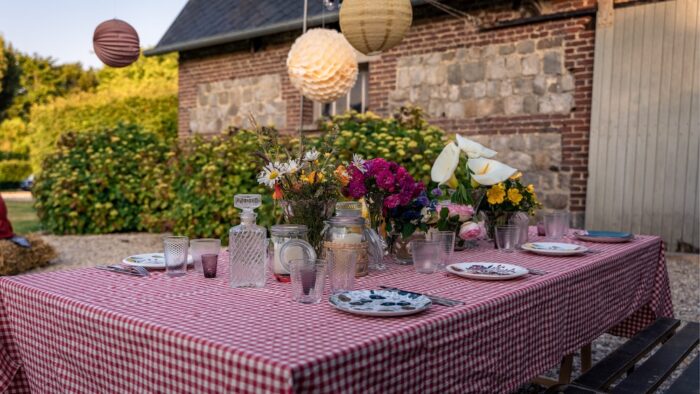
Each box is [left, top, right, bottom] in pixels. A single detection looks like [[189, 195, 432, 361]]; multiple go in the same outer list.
[[0, 235, 56, 276]]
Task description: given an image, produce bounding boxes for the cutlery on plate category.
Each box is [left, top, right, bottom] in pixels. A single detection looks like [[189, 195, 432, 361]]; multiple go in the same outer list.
[[96, 265, 148, 277], [379, 286, 464, 307]]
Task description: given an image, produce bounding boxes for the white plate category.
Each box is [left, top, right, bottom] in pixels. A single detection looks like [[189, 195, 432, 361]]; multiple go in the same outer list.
[[446, 262, 528, 281], [521, 242, 588, 256], [122, 253, 194, 269], [329, 290, 432, 317]]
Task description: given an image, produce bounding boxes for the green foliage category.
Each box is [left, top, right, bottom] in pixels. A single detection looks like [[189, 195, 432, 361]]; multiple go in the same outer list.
[[0, 117, 28, 153], [33, 124, 170, 234], [144, 130, 274, 243], [0, 159, 31, 184], [0, 150, 28, 161], [27, 93, 177, 171], [317, 106, 446, 184], [6, 53, 97, 120], [0, 38, 21, 121]]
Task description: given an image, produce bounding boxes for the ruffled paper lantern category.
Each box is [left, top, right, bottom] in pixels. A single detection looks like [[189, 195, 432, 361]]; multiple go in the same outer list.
[[287, 28, 358, 103], [93, 19, 140, 68], [339, 0, 413, 55]]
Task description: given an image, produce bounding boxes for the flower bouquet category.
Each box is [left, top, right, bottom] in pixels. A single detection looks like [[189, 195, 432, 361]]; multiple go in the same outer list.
[[343, 156, 425, 265], [255, 125, 343, 252], [421, 188, 481, 250], [430, 135, 540, 244]]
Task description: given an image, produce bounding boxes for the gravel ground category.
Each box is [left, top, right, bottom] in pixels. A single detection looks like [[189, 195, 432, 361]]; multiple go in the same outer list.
[[25, 234, 699, 392]]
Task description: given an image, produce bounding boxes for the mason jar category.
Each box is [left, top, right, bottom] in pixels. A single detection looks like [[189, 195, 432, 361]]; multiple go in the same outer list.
[[269, 224, 308, 282], [323, 216, 369, 277]]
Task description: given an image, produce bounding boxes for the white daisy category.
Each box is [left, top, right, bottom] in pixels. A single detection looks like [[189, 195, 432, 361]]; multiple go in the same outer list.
[[304, 148, 320, 162], [352, 153, 367, 173], [283, 159, 300, 174], [257, 162, 283, 187]]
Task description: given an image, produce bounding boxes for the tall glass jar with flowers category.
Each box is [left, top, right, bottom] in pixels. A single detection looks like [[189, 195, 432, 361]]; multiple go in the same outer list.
[[255, 125, 343, 253], [430, 134, 540, 246], [343, 156, 425, 266]]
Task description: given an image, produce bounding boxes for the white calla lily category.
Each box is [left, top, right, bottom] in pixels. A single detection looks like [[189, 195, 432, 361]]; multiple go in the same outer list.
[[456, 134, 497, 159], [431, 142, 460, 186], [467, 157, 517, 186]]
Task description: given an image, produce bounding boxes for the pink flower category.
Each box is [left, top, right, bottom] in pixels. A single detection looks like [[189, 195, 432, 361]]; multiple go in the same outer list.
[[459, 222, 481, 240], [384, 194, 402, 209], [448, 204, 474, 222], [375, 170, 396, 192]]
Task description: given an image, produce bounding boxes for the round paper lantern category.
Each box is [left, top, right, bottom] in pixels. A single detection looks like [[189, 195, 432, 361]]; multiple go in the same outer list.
[[287, 28, 358, 103], [93, 19, 140, 68], [339, 0, 413, 55]]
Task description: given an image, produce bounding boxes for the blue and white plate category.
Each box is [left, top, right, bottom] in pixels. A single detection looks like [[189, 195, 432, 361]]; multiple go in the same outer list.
[[574, 230, 634, 243], [447, 262, 529, 280], [122, 253, 194, 269], [329, 290, 432, 317]]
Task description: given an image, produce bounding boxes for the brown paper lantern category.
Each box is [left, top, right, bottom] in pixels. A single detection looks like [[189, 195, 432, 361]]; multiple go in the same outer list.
[[339, 0, 413, 55], [93, 19, 140, 68], [287, 28, 358, 103]]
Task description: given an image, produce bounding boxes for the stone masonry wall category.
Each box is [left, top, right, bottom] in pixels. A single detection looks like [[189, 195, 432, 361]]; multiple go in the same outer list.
[[189, 74, 286, 134], [388, 40, 575, 118]]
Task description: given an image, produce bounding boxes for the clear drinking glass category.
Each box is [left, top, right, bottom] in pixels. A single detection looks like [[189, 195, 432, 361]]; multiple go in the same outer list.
[[411, 240, 440, 274], [190, 238, 221, 273], [289, 258, 327, 304], [495, 225, 520, 253], [328, 249, 358, 294], [428, 231, 455, 271], [163, 236, 189, 277], [544, 211, 569, 240]]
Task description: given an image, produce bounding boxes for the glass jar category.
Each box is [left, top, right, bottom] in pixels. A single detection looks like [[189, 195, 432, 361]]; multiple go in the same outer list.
[[323, 216, 369, 277], [335, 201, 362, 217], [269, 224, 308, 282]]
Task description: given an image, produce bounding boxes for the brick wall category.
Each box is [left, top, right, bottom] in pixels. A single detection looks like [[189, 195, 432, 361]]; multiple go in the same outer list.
[[176, 0, 639, 225]]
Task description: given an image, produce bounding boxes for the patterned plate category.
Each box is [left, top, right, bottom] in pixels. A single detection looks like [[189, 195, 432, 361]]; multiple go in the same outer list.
[[122, 253, 194, 269], [329, 290, 432, 317], [447, 262, 529, 281], [521, 242, 589, 256], [574, 230, 634, 243]]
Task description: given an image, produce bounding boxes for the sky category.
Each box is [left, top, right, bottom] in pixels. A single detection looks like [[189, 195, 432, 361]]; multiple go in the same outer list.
[[0, 0, 189, 69]]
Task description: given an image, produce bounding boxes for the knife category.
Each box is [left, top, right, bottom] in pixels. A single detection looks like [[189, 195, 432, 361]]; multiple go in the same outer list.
[[379, 286, 464, 306]]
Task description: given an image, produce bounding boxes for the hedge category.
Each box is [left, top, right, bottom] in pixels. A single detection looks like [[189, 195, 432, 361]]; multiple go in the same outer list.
[[0, 159, 31, 183]]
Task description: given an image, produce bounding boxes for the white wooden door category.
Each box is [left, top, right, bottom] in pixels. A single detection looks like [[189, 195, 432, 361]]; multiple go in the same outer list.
[[586, 0, 699, 250]]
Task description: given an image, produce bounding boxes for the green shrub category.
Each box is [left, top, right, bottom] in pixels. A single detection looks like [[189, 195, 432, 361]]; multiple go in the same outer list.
[[33, 124, 170, 234], [0, 151, 28, 161], [317, 106, 446, 184], [0, 159, 31, 182], [27, 93, 177, 171], [143, 129, 275, 242]]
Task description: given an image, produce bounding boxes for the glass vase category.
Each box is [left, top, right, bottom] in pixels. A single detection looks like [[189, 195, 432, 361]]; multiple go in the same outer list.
[[389, 232, 426, 265], [481, 211, 530, 248], [281, 199, 336, 255]]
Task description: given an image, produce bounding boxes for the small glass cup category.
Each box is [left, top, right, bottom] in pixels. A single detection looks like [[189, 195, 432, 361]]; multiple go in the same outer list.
[[289, 258, 327, 304], [428, 231, 455, 271], [411, 240, 440, 274], [328, 249, 358, 294], [190, 238, 221, 273], [495, 225, 520, 253], [201, 254, 218, 278], [544, 211, 570, 240], [163, 236, 189, 277]]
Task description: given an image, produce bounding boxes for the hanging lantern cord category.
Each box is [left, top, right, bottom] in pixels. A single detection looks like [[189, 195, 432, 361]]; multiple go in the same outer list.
[[423, 0, 480, 26], [298, 0, 310, 152]]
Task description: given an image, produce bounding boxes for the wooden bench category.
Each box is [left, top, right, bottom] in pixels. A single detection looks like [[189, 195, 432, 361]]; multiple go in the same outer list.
[[547, 318, 699, 394]]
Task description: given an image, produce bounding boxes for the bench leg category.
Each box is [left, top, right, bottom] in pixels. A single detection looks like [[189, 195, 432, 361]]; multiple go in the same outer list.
[[558, 354, 574, 384], [581, 344, 592, 373]]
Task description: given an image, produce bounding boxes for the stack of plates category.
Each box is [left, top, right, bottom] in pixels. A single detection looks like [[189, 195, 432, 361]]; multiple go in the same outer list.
[[574, 230, 634, 243]]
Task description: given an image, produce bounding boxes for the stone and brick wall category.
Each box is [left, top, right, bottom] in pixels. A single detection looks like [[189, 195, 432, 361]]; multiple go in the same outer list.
[[176, 0, 640, 226]]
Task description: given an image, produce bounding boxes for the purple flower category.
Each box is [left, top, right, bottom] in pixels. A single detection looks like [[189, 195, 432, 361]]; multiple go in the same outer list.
[[375, 170, 395, 192], [431, 187, 443, 197], [384, 194, 401, 209]]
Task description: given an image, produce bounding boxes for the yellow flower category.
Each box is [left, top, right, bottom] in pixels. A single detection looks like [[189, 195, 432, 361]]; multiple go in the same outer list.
[[334, 165, 349, 186], [526, 184, 535, 193], [407, 141, 418, 149], [507, 188, 523, 205], [486, 184, 506, 205], [302, 171, 324, 184], [510, 171, 523, 180]]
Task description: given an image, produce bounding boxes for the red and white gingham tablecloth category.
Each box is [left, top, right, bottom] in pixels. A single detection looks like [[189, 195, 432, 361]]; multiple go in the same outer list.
[[0, 231, 673, 393]]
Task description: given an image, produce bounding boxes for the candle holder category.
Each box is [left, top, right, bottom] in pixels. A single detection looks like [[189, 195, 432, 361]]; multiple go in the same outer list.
[[201, 254, 218, 278]]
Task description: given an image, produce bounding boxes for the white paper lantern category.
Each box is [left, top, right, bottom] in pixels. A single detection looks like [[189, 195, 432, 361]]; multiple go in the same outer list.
[[287, 28, 358, 103]]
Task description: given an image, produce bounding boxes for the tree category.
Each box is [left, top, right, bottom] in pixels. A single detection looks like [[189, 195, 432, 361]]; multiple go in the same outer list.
[[0, 37, 21, 121]]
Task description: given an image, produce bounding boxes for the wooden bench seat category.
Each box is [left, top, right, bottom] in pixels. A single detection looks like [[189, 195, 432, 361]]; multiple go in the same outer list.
[[547, 318, 699, 394]]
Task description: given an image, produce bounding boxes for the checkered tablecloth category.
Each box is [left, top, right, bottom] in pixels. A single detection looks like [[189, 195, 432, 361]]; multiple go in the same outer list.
[[0, 231, 673, 393]]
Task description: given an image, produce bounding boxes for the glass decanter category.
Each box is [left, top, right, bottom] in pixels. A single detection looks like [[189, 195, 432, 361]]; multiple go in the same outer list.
[[229, 194, 267, 288]]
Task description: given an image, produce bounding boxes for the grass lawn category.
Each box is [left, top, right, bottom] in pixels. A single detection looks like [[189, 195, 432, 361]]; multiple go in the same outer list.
[[6, 200, 41, 234]]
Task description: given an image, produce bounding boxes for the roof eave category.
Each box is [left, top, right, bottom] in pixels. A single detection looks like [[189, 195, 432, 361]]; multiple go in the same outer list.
[[144, 0, 427, 57]]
